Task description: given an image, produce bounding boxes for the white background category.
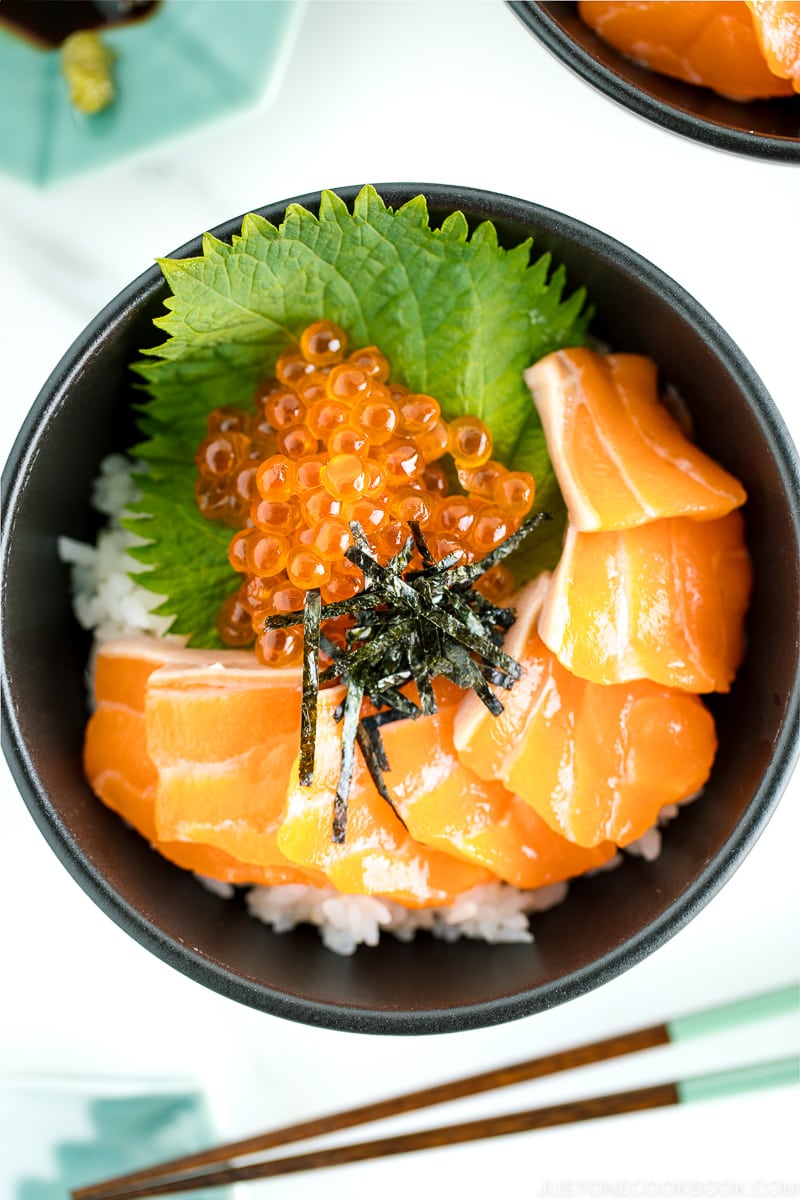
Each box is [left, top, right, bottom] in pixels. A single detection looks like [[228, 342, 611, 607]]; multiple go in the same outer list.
[[0, 2, 798, 1197]]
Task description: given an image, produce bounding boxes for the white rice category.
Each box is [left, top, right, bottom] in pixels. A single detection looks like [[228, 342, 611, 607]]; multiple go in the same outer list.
[[62, 452, 675, 955], [243, 880, 569, 957], [59, 455, 179, 646]]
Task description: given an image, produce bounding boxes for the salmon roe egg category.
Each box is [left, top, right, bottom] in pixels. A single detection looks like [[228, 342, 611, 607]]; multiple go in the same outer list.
[[227, 529, 251, 573], [250, 417, 278, 456], [302, 487, 343, 524], [276, 345, 314, 385], [240, 573, 278, 615], [321, 453, 369, 501], [390, 489, 433, 526], [471, 507, 513, 555], [352, 395, 399, 446], [265, 388, 305, 430], [426, 533, 470, 565], [362, 458, 387, 497], [322, 563, 364, 604], [216, 592, 255, 647], [379, 439, 422, 485], [494, 470, 535, 516], [256, 455, 294, 501], [474, 563, 516, 604], [256, 626, 304, 668], [196, 432, 249, 479], [326, 363, 370, 402], [416, 419, 449, 462], [436, 497, 476, 537], [448, 416, 493, 469], [277, 426, 319, 459], [251, 498, 301, 534], [399, 393, 440, 435], [206, 406, 251, 436], [312, 517, 352, 561], [233, 465, 260, 508], [271, 583, 306, 614], [286, 546, 330, 590], [373, 521, 409, 561], [348, 346, 390, 381], [346, 495, 386, 533], [253, 376, 282, 411], [328, 424, 370, 457], [294, 456, 325, 494], [420, 462, 449, 495], [247, 532, 290, 577], [458, 459, 506, 498], [300, 320, 347, 367], [195, 477, 234, 522], [307, 399, 349, 441], [295, 371, 330, 407]]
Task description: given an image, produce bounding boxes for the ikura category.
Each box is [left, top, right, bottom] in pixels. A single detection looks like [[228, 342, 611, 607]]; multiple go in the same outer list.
[[192, 318, 536, 663]]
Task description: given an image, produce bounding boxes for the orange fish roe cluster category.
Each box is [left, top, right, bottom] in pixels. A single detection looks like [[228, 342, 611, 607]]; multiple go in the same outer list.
[[193, 320, 536, 666]]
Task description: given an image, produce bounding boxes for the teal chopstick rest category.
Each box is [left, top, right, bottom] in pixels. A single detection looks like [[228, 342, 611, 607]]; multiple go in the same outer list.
[[0, 0, 304, 185], [2, 1081, 230, 1200]]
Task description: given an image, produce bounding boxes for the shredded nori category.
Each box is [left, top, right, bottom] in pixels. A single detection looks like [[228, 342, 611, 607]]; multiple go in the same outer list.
[[265, 512, 550, 843]]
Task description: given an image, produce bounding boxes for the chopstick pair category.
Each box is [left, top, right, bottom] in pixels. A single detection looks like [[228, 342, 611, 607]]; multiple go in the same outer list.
[[73, 984, 799, 1200]]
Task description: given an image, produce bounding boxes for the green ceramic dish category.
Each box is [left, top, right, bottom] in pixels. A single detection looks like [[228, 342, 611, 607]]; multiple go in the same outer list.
[[0, 0, 305, 185]]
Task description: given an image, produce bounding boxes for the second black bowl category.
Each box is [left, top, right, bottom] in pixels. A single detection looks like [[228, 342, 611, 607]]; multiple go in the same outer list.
[[509, 1, 800, 162]]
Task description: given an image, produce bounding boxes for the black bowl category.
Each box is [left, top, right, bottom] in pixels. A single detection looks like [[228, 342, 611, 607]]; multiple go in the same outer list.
[[509, 2, 800, 162], [3, 183, 799, 1034]]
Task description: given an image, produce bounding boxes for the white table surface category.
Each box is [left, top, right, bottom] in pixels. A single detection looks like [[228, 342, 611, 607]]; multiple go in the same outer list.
[[1, 2, 798, 1196]]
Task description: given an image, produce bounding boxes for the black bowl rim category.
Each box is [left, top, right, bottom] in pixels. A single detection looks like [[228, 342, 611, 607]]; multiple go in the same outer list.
[[508, 1, 800, 164], [2, 181, 800, 1034]]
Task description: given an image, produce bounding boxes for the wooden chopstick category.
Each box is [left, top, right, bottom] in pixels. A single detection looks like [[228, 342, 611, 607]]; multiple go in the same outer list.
[[73, 1082, 683, 1198], [74, 1058, 799, 1199], [72, 984, 799, 1200], [72, 1024, 668, 1200]]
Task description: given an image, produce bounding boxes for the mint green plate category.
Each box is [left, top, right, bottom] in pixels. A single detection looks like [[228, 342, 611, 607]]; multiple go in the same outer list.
[[1, 1074, 229, 1198], [0, 0, 304, 185]]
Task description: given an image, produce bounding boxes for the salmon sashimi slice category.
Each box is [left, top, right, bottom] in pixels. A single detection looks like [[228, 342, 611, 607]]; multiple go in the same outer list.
[[578, 0, 795, 99], [454, 579, 717, 848], [83, 639, 318, 886], [369, 698, 617, 888], [746, 0, 800, 90], [538, 512, 752, 693], [278, 690, 495, 908], [145, 661, 327, 884], [84, 637, 251, 841], [524, 348, 746, 532]]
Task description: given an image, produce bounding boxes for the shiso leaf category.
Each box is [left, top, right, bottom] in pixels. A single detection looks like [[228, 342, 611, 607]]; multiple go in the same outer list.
[[125, 185, 590, 646]]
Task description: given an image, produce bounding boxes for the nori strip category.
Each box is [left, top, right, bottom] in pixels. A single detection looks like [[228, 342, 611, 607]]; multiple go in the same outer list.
[[333, 680, 364, 843], [355, 724, 408, 830], [299, 588, 321, 786], [264, 514, 550, 841]]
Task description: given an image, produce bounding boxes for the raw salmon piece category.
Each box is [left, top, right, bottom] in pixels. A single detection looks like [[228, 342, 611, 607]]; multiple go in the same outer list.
[[525, 348, 746, 532], [538, 512, 752, 693], [83, 638, 318, 886], [578, 0, 795, 99], [454, 579, 717, 849], [375, 700, 617, 888], [145, 661, 327, 884], [278, 690, 495, 908], [84, 637, 246, 842], [746, 1, 800, 91]]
